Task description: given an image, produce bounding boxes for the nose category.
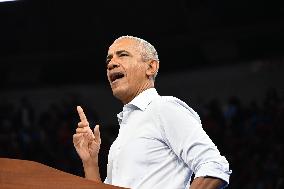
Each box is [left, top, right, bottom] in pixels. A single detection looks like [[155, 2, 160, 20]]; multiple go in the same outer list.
[[107, 60, 119, 71]]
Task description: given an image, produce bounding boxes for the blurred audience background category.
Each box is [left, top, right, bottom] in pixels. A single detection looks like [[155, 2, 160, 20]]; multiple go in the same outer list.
[[1, 59, 283, 188]]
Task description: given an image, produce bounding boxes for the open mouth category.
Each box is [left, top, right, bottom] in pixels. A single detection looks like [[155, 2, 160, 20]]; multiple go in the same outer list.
[[109, 72, 125, 83]]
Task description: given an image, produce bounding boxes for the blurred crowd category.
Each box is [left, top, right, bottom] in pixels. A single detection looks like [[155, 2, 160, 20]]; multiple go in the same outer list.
[[0, 88, 283, 189]]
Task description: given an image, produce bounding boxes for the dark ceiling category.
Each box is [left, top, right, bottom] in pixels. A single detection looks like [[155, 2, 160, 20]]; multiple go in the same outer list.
[[0, 0, 283, 88]]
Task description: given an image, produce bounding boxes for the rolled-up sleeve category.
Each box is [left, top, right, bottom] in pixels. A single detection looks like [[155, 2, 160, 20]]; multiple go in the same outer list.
[[158, 99, 232, 184], [194, 161, 231, 184]]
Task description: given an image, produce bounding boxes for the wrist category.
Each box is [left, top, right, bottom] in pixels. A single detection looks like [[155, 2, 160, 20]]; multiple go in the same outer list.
[[82, 157, 98, 168], [82, 158, 101, 182]]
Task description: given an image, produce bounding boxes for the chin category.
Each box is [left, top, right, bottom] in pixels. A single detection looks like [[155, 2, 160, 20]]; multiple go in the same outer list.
[[112, 87, 125, 99], [112, 86, 130, 103]]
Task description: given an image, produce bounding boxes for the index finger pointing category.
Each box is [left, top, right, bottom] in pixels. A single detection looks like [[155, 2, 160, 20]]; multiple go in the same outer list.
[[77, 106, 88, 122]]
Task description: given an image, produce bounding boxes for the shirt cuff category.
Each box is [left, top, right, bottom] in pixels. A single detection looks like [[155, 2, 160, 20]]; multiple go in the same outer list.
[[194, 161, 232, 185], [104, 177, 110, 184]]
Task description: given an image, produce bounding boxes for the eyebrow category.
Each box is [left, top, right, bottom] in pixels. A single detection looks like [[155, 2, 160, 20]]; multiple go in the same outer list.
[[106, 50, 130, 62]]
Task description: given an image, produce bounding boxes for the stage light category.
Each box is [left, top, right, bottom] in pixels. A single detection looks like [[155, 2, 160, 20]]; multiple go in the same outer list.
[[0, 0, 18, 2]]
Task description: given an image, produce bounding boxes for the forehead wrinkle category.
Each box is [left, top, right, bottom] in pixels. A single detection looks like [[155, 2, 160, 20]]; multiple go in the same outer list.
[[107, 49, 131, 59], [108, 39, 143, 61]]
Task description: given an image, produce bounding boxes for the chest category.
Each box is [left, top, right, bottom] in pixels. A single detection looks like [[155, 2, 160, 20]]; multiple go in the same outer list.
[[109, 110, 170, 172]]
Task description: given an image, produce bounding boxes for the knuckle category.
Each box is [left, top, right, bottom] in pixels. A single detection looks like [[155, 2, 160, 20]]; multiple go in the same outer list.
[[78, 121, 89, 127]]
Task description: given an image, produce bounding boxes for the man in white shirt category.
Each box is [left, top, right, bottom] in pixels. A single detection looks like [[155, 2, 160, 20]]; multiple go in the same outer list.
[[73, 36, 232, 189]]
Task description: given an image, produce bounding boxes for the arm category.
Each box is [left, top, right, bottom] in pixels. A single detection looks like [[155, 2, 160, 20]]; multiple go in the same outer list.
[[73, 106, 102, 182], [190, 177, 226, 189], [159, 99, 231, 187]]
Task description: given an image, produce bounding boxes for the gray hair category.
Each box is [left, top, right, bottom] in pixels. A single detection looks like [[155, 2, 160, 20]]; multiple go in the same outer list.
[[114, 35, 159, 80]]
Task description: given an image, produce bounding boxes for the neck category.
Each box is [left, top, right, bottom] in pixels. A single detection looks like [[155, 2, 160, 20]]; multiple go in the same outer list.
[[122, 81, 154, 105]]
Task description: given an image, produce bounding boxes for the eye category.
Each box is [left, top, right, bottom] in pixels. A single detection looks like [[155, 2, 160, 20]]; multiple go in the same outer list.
[[120, 53, 128, 57]]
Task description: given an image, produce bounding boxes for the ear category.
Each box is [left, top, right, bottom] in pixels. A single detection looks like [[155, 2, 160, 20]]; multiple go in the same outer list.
[[146, 60, 159, 79]]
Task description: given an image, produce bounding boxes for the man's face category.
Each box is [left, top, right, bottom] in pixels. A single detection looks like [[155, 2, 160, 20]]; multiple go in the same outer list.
[[106, 38, 150, 104]]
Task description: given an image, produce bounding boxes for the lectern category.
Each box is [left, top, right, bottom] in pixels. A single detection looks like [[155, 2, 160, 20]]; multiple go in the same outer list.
[[0, 158, 128, 189]]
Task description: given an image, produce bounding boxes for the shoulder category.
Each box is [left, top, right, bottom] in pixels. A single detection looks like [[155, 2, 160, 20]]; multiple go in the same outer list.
[[151, 95, 201, 124]]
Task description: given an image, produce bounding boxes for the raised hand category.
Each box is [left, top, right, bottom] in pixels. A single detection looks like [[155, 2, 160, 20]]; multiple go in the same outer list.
[[73, 106, 101, 162]]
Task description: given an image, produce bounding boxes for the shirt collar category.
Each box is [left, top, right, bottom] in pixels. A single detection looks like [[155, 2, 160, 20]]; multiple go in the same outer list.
[[117, 88, 159, 124], [127, 87, 159, 111]]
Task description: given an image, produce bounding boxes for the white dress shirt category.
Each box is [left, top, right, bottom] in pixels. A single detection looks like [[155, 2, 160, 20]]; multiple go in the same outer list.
[[104, 88, 231, 189]]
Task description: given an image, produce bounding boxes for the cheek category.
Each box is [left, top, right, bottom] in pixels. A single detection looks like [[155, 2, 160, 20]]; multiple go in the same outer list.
[[128, 69, 142, 84], [129, 64, 146, 77]]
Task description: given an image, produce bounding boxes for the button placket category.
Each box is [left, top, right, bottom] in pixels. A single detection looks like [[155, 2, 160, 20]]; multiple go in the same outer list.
[[113, 106, 133, 176]]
